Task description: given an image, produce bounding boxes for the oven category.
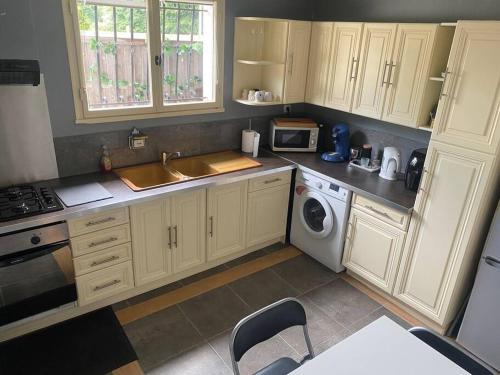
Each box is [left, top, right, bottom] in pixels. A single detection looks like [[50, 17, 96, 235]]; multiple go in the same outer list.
[[0, 222, 77, 327], [269, 118, 319, 152]]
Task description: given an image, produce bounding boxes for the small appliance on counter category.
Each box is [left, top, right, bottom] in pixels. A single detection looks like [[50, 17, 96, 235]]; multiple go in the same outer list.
[[269, 118, 318, 152], [379, 147, 401, 181], [405, 148, 427, 191], [321, 123, 350, 162], [242, 128, 260, 157]]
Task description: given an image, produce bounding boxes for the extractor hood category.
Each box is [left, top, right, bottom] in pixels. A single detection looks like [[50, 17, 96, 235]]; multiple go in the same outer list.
[[0, 60, 40, 86]]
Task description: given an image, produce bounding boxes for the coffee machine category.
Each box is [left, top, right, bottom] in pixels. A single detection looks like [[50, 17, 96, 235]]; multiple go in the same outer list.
[[405, 148, 427, 191], [321, 123, 350, 162]]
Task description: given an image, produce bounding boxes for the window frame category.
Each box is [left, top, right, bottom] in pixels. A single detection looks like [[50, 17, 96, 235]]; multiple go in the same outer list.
[[62, 0, 225, 124]]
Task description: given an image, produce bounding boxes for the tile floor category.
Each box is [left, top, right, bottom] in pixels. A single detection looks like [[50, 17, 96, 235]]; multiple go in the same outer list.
[[115, 245, 411, 374]]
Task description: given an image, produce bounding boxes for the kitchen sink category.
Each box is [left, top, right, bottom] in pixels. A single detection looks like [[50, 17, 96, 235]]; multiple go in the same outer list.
[[115, 150, 262, 191]]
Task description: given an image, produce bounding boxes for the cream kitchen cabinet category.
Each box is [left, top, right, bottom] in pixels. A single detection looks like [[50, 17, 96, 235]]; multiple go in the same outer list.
[[305, 22, 333, 106], [207, 181, 248, 261], [394, 141, 496, 327], [246, 173, 291, 248], [324, 22, 363, 112], [130, 189, 206, 286], [343, 207, 406, 293], [283, 21, 312, 104], [432, 21, 500, 154], [351, 23, 398, 119]]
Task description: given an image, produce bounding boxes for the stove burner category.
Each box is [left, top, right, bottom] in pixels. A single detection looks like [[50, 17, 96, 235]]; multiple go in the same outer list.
[[6, 187, 24, 200], [13, 202, 30, 214]]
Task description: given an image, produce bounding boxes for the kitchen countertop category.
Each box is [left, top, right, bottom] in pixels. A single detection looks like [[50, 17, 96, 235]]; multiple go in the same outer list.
[[273, 151, 416, 212], [0, 150, 294, 235]]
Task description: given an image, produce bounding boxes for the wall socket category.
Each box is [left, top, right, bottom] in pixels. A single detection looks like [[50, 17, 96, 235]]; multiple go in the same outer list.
[[283, 104, 292, 114]]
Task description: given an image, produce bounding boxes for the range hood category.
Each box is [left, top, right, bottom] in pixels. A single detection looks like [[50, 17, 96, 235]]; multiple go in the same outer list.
[[0, 60, 40, 86]]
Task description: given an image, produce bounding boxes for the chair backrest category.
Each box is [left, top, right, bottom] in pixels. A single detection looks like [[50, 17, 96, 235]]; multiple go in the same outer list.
[[230, 298, 312, 363], [409, 327, 494, 375]]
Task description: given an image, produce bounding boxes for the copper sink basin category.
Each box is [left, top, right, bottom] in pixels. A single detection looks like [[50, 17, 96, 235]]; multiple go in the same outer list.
[[115, 151, 262, 191]]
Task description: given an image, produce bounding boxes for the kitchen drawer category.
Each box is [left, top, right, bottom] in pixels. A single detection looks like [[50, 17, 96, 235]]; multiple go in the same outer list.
[[248, 170, 292, 192], [73, 242, 132, 276], [352, 194, 410, 230], [76, 261, 134, 306], [71, 223, 131, 257], [68, 207, 129, 237]]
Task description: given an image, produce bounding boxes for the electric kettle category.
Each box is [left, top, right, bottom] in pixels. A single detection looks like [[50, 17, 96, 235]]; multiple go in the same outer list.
[[379, 147, 401, 181]]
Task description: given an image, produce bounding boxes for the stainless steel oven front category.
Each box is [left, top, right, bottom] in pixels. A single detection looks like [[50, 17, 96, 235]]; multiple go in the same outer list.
[[0, 222, 77, 327], [269, 121, 319, 152]]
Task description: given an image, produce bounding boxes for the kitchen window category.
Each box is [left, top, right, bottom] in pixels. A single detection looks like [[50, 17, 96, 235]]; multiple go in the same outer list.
[[62, 0, 224, 123]]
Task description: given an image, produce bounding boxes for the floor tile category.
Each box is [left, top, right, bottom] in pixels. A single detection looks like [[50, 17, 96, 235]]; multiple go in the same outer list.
[[209, 330, 300, 375], [125, 281, 183, 306], [305, 278, 381, 327], [348, 306, 412, 332], [278, 296, 347, 356], [224, 249, 268, 268], [147, 343, 231, 375], [312, 331, 351, 355], [229, 268, 300, 311], [179, 265, 228, 286], [179, 286, 252, 339], [123, 305, 203, 371], [272, 255, 338, 294]]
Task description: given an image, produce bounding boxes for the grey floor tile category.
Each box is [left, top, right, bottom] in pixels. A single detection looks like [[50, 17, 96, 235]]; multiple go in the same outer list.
[[147, 343, 231, 375], [229, 268, 300, 311], [312, 331, 351, 355], [179, 265, 228, 285], [272, 255, 339, 294], [126, 281, 183, 306], [305, 278, 381, 327], [209, 330, 301, 375], [179, 286, 252, 339], [224, 249, 267, 268], [348, 306, 413, 332], [124, 305, 204, 371], [279, 296, 347, 356]]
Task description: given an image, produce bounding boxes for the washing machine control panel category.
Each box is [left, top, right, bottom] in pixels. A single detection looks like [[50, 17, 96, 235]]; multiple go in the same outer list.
[[297, 169, 349, 202]]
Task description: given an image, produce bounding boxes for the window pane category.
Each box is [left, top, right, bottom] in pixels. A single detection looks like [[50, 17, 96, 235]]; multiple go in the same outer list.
[[160, 0, 215, 105], [76, 0, 152, 111]]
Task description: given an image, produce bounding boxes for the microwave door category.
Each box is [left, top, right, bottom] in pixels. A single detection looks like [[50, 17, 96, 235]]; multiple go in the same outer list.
[[0, 241, 77, 326], [275, 129, 311, 149]]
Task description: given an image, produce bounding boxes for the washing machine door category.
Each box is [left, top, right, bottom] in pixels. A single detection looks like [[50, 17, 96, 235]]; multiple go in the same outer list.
[[298, 190, 334, 239]]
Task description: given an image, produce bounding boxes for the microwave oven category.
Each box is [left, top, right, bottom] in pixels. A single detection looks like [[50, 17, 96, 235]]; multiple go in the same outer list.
[[269, 118, 319, 152]]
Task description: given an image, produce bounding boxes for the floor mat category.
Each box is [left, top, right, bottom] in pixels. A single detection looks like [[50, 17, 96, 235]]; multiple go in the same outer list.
[[0, 307, 137, 375]]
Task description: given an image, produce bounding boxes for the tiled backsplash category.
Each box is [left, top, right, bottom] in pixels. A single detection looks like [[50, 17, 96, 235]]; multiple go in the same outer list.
[[54, 116, 273, 177]]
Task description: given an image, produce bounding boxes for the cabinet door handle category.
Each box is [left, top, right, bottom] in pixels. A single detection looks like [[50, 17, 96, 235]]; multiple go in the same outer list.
[[168, 226, 172, 249], [288, 53, 294, 75], [209, 216, 214, 237], [86, 216, 115, 227], [264, 178, 281, 184], [88, 236, 118, 248], [93, 279, 120, 291], [439, 68, 450, 100], [173, 225, 178, 248], [388, 62, 397, 86], [91, 255, 119, 267], [484, 256, 500, 268], [365, 205, 397, 223], [381, 62, 390, 86]]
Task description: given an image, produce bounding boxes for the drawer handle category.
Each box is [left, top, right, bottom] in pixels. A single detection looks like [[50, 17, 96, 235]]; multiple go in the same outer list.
[[91, 255, 120, 267], [86, 217, 116, 227], [365, 205, 397, 223], [264, 178, 281, 184], [89, 236, 118, 248], [93, 279, 120, 291]]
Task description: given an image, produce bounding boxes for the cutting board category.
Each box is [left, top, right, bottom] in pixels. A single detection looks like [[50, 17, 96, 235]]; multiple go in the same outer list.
[[55, 182, 113, 207]]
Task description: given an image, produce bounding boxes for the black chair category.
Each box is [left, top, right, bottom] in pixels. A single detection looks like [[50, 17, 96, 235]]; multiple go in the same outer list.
[[408, 327, 494, 375], [229, 298, 315, 375]]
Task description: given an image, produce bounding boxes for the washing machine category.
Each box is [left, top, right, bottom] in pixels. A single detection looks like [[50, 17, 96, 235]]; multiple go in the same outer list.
[[290, 169, 352, 272]]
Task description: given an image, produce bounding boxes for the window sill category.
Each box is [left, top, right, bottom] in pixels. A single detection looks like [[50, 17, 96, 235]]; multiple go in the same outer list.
[[75, 106, 225, 124]]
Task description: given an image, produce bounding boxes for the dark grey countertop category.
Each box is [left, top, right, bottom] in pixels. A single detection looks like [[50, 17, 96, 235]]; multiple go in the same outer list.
[[273, 151, 416, 212], [0, 150, 294, 235]]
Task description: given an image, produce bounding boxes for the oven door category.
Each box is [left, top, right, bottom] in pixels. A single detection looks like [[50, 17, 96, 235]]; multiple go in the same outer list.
[[273, 129, 312, 150], [0, 240, 77, 326]]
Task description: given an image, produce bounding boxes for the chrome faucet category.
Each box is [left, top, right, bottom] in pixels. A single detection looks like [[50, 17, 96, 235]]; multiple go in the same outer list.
[[161, 151, 181, 167]]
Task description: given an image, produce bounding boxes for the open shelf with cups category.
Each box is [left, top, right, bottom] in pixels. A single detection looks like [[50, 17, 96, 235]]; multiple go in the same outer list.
[[233, 18, 289, 106]]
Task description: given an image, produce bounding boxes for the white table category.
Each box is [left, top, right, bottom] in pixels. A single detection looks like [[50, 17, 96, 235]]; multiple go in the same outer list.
[[290, 316, 469, 375]]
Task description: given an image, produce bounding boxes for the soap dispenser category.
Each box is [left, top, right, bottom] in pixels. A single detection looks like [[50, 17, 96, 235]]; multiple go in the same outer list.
[[100, 145, 112, 173]]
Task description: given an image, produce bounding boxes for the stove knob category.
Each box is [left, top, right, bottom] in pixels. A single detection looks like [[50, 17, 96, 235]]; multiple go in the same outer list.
[[31, 235, 41, 245]]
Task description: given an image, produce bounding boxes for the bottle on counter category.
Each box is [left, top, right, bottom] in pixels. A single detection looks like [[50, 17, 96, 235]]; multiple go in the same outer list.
[[100, 145, 112, 173]]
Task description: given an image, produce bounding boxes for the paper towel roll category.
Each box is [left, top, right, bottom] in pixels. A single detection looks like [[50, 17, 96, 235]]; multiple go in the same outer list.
[[242, 129, 256, 153]]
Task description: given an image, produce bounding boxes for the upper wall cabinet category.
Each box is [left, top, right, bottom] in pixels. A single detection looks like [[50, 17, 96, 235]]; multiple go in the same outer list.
[[432, 21, 500, 154], [305, 22, 334, 106], [324, 22, 364, 112], [233, 18, 311, 106]]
